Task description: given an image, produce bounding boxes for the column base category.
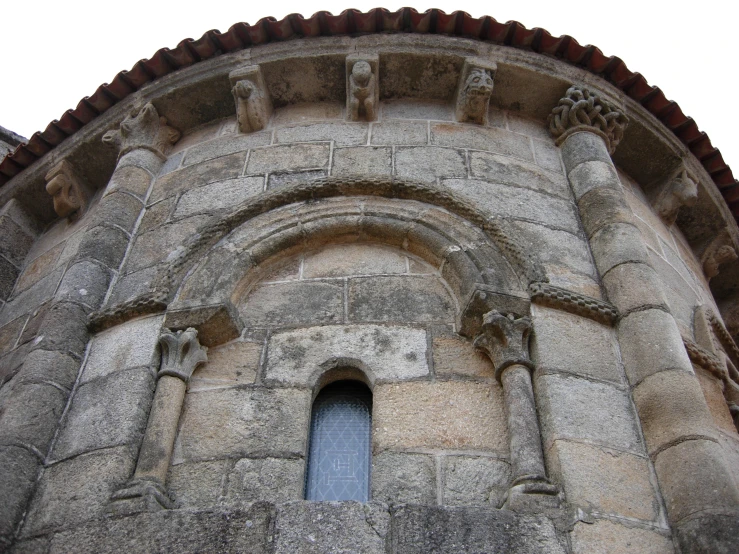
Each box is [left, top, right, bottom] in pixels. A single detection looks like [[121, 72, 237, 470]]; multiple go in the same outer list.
[[503, 479, 561, 513], [108, 478, 174, 516]]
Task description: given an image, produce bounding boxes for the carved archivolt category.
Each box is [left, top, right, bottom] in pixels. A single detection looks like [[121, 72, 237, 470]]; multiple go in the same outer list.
[[548, 86, 629, 154]]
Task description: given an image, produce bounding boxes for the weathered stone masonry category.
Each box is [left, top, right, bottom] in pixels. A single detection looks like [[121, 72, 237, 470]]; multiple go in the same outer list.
[[1, 16, 738, 554]]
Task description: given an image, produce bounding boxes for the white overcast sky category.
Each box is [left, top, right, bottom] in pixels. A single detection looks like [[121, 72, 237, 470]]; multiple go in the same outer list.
[[2, 1, 736, 171]]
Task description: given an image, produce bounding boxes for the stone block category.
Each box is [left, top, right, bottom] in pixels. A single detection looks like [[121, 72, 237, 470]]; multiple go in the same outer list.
[[240, 280, 344, 327], [571, 519, 674, 554], [507, 113, 550, 141], [267, 169, 326, 188], [0, 316, 24, 355], [76, 225, 130, 268], [442, 455, 510, 507], [276, 122, 368, 146], [431, 123, 535, 162], [182, 131, 271, 166], [34, 301, 89, 356], [90, 192, 143, 233], [371, 120, 428, 145], [567, 160, 622, 201], [126, 215, 211, 273], [348, 275, 455, 324], [302, 243, 407, 278], [432, 334, 494, 379], [536, 374, 642, 452], [82, 315, 163, 383], [51, 367, 155, 462], [374, 381, 507, 452], [273, 501, 389, 554], [164, 303, 242, 347], [0, 213, 35, 266], [590, 223, 651, 275], [0, 267, 63, 327], [577, 186, 634, 238], [602, 262, 668, 314], [55, 260, 111, 309], [190, 340, 261, 391], [47, 503, 273, 554], [531, 305, 623, 383], [18, 302, 50, 346], [617, 309, 693, 385], [14, 242, 63, 294], [560, 130, 613, 172], [9, 535, 51, 553], [0, 445, 40, 538], [443, 179, 580, 232], [394, 146, 467, 183], [0, 382, 68, 452], [224, 457, 305, 507], [695, 367, 736, 434], [22, 446, 136, 536], [157, 150, 182, 176], [166, 459, 230, 508], [533, 139, 563, 173], [654, 439, 739, 522], [332, 146, 391, 177], [547, 440, 659, 521], [247, 143, 330, 174], [177, 386, 310, 461], [173, 176, 264, 218], [152, 151, 247, 202], [674, 511, 739, 554], [139, 197, 174, 233], [633, 370, 717, 456], [510, 220, 596, 277], [105, 266, 159, 306], [16, 348, 80, 389], [469, 150, 569, 198], [0, 255, 19, 300], [266, 324, 428, 386], [389, 505, 565, 553], [273, 102, 343, 125], [381, 98, 452, 120], [371, 452, 436, 505], [105, 165, 153, 198]]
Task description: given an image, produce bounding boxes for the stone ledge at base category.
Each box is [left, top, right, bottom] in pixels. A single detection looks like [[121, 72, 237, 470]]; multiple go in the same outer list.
[[11, 502, 567, 554]]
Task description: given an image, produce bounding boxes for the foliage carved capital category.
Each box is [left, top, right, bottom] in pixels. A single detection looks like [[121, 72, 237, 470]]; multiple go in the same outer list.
[[103, 102, 180, 160], [473, 310, 534, 379], [158, 327, 208, 382], [548, 85, 629, 154]]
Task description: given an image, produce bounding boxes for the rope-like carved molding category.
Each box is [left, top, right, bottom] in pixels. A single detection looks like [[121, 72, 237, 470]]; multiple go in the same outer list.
[[707, 311, 739, 368], [150, 176, 548, 303], [529, 282, 618, 325], [683, 337, 729, 382], [88, 294, 167, 333]]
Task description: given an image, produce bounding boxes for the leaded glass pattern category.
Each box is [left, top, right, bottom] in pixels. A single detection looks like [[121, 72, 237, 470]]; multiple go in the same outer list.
[[305, 381, 372, 502]]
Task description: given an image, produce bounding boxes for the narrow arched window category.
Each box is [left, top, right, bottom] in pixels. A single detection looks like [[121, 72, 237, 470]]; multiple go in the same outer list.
[[304, 380, 372, 501]]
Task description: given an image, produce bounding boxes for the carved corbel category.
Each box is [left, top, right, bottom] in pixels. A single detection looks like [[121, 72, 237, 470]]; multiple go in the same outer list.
[[474, 310, 558, 511], [651, 167, 698, 226], [548, 85, 629, 154], [44, 159, 94, 220], [229, 65, 272, 133], [102, 102, 180, 160], [346, 55, 379, 122], [701, 229, 738, 280], [109, 328, 207, 514], [454, 58, 497, 125]]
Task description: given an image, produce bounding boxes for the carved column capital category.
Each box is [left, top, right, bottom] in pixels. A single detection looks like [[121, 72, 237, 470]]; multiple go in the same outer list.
[[702, 229, 738, 280], [102, 102, 180, 160], [44, 159, 93, 220], [455, 58, 497, 126], [229, 65, 272, 133], [652, 168, 698, 226], [548, 86, 629, 154], [158, 327, 208, 382], [474, 311, 534, 379]]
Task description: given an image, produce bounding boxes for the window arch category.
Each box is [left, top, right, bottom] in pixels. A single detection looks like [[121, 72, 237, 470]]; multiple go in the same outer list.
[[304, 380, 372, 501]]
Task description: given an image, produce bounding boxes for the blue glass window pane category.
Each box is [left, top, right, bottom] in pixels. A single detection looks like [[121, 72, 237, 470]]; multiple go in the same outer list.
[[305, 381, 372, 502]]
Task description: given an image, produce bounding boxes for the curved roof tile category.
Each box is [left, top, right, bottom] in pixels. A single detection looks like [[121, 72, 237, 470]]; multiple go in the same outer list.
[[2, 7, 737, 219]]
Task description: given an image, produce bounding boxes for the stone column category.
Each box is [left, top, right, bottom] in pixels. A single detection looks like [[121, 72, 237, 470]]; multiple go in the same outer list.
[[110, 328, 206, 513], [474, 310, 558, 511], [0, 103, 179, 547], [550, 85, 739, 551]]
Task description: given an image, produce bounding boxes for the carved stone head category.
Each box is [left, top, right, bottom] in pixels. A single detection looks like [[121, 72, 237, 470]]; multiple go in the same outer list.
[[233, 80, 255, 100], [351, 61, 373, 87], [44, 160, 92, 220], [103, 102, 180, 158], [464, 68, 494, 98]]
